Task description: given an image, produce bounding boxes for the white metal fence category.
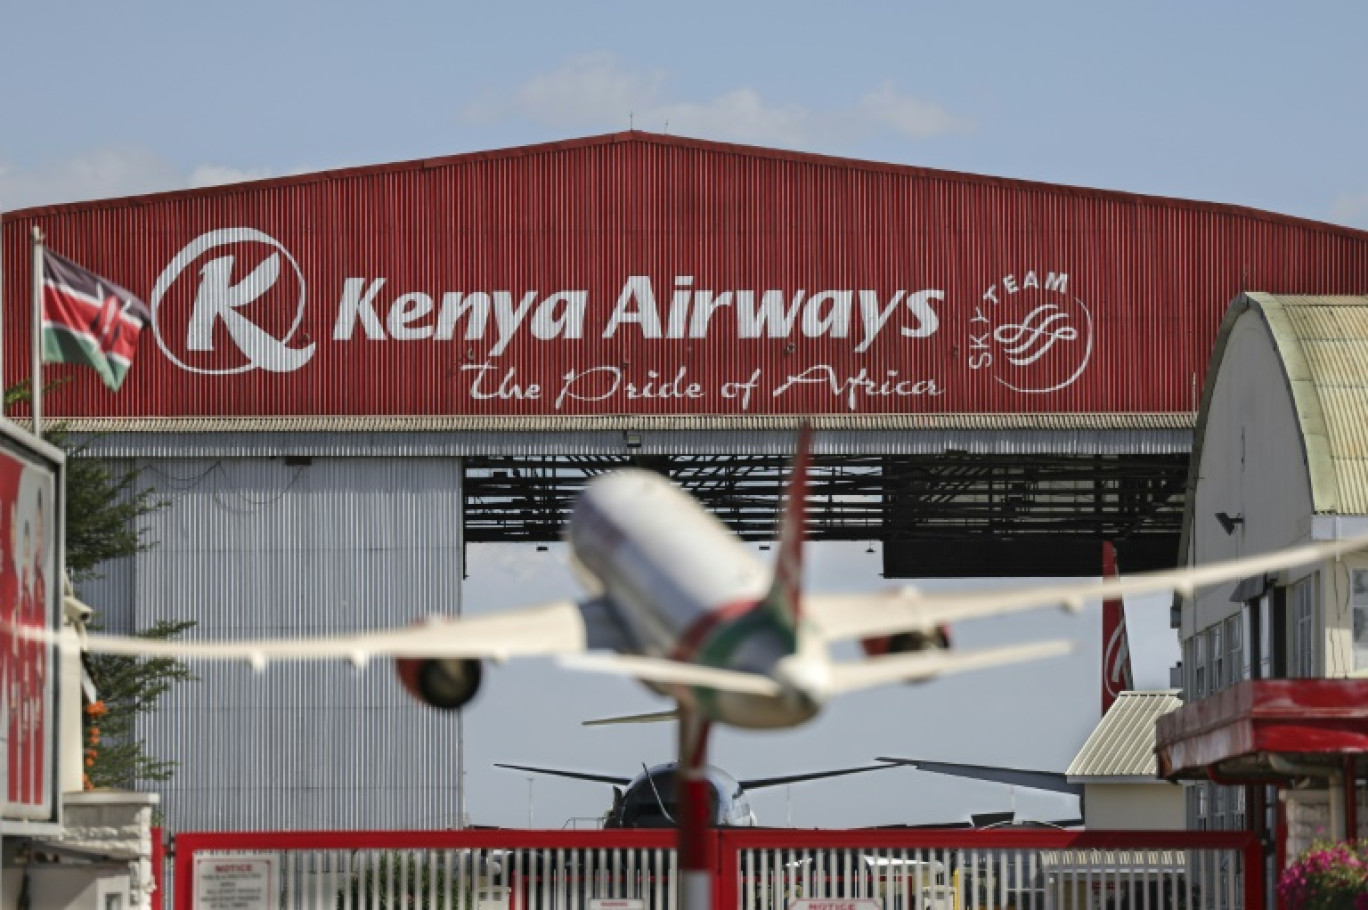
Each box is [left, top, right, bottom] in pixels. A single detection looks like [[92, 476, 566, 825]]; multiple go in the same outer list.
[[172, 830, 1259, 910]]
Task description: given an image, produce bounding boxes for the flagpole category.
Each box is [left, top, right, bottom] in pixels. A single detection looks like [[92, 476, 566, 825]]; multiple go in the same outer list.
[[30, 226, 43, 437]]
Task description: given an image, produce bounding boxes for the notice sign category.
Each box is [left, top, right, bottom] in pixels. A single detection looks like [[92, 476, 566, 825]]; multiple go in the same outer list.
[[790, 901, 882, 910], [194, 855, 277, 910]]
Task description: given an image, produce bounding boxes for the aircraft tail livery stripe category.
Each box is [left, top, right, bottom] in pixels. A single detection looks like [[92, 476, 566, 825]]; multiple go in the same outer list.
[[1101, 541, 1134, 716], [670, 599, 756, 664]]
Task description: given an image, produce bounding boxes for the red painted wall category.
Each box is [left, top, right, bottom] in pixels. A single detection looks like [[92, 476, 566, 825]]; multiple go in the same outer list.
[[5, 132, 1368, 419]]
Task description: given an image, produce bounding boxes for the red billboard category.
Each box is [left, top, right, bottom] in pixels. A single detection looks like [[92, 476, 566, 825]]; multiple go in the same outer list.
[[0, 425, 60, 823], [4, 132, 1368, 419]]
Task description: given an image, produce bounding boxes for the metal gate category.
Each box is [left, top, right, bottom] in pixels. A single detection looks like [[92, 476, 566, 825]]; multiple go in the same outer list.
[[171, 829, 1262, 910]]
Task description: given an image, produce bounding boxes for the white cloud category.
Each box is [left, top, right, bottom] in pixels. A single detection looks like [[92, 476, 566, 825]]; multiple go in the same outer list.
[[652, 89, 814, 148], [0, 147, 182, 211], [858, 82, 974, 140], [461, 54, 972, 151], [0, 148, 276, 212], [189, 164, 275, 189], [502, 52, 667, 127], [1330, 190, 1368, 229]]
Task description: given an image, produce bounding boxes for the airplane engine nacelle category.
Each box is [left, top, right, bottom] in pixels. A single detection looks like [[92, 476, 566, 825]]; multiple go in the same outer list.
[[860, 625, 951, 657], [396, 658, 484, 710]]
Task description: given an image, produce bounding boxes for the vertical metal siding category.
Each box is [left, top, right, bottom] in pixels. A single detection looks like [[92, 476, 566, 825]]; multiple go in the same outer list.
[[5, 132, 1368, 420], [79, 454, 464, 831]]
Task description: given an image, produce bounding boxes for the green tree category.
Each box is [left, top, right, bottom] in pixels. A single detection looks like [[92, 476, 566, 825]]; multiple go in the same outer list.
[[61, 436, 194, 789], [63, 442, 164, 582], [81, 619, 195, 787]]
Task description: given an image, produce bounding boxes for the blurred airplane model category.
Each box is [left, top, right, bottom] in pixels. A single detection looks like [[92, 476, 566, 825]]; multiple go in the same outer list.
[[53, 426, 1368, 732], [496, 759, 892, 828]]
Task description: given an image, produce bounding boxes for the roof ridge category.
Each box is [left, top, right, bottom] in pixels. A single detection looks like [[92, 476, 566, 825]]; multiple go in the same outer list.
[[8, 133, 1367, 240]]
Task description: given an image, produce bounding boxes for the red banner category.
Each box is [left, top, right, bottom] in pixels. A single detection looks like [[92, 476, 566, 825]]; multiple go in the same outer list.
[[0, 442, 56, 821], [1101, 541, 1133, 717]]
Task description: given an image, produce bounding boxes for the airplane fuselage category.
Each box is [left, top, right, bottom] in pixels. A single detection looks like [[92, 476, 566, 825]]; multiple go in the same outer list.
[[568, 469, 821, 729], [609, 763, 757, 828]]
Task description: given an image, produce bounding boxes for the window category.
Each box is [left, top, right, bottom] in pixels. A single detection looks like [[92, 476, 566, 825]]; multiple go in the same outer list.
[[1186, 784, 1209, 829], [1269, 587, 1289, 677], [1211, 623, 1225, 691], [1353, 569, 1368, 672], [1191, 632, 1208, 698], [1185, 786, 1201, 829], [1249, 595, 1270, 679], [1226, 615, 1245, 684], [1182, 638, 1194, 698], [1292, 576, 1317, 677]]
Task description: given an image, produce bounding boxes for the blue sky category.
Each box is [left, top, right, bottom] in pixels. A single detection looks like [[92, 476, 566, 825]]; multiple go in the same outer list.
[[3, 1, 1363, 828], [4, 2, 1367, 228]]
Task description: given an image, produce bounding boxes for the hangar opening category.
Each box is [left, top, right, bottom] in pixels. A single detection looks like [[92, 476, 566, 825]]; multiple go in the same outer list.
[[461, 444, 1190, 576]]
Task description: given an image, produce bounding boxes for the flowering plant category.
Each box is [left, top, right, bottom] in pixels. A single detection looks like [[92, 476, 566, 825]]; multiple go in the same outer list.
[[1277, 840, 1368, 910]]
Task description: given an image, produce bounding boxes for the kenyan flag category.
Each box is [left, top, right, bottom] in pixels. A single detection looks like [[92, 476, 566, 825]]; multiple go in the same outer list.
[[41, 249, 149, 392]]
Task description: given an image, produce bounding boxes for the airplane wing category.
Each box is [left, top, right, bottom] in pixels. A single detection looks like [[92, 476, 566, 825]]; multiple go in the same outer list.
[[806, 533, 1368, 643], [738, 764, 894, 789], [876, 757, 1082, 796], [60, 600, 592, 668], [494, 763, 632, 786], [46, 530, 1368, 681], [572, 641, 1076, 722], [826, 640, 1076, 694]]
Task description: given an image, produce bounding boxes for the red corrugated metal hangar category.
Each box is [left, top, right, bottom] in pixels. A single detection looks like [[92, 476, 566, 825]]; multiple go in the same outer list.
[[6, 132, 1368, 578], [5, 132, 1368, 833]]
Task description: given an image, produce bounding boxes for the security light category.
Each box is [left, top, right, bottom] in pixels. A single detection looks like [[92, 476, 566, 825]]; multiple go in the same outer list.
[[1215, 512, 1244, 535]]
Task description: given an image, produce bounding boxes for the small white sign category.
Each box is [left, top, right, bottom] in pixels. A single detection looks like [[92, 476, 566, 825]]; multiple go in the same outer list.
[[194, 854, 277, 910], [789, 900, 882, 910]]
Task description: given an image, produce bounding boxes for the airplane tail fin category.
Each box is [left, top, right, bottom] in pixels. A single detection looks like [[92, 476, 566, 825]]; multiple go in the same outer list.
[[1101, 541, 1134, 715], [759, 423, 813, 640]]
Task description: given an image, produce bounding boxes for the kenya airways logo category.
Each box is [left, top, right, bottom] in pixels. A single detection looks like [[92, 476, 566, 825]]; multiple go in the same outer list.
[[151, 228, 315, 374]]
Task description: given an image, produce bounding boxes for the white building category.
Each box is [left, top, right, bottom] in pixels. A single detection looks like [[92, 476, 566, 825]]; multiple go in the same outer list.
[[1066, 690, 1184, 830], [1158, 292, 1368, 864]]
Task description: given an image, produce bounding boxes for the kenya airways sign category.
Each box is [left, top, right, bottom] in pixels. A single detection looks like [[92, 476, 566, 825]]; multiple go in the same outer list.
[[145, 227, 1093, 416]]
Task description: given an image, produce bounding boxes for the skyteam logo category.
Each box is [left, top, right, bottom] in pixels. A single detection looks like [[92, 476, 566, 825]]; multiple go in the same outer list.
[[151, 228, 315, 374], [967, 268, 1094, 394]]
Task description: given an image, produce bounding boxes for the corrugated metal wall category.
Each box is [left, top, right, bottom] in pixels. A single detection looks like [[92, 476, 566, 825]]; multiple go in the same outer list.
[[78, 454, 464, 831], [5, 131, 1368, 420]]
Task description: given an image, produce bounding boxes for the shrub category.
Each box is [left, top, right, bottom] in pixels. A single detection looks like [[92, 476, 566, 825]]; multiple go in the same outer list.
[[1277, 840, 1368, 910]]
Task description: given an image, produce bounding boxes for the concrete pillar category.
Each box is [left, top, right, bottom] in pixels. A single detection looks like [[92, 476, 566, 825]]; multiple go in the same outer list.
[[1328, 772, 1346, 841], [1283, 788, 1330, 862], [57, 791, 162, 910]]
